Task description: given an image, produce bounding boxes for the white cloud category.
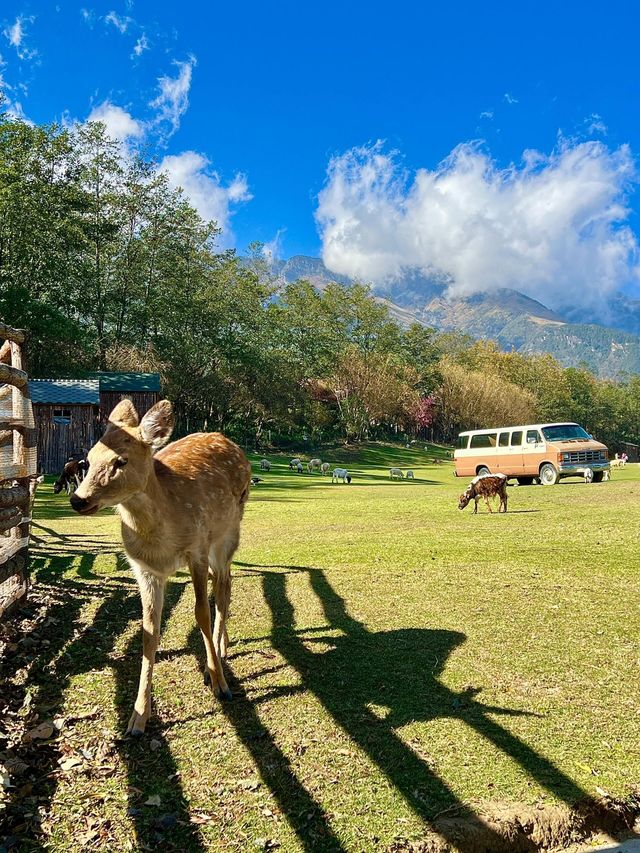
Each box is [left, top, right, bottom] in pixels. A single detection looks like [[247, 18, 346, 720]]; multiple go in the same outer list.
[[87, 100, 145, 141], [159, 151, 251, 244], [504, 93, 518, 105], [316, 141, 640, 314], [150, 56, 196, 136], [3, 15, 37, 60], [479, 110, 494, 120], [132, 33, 149, 57], [104, 10, 132, 33], [262, 229, 286, 262], [586, 113, 607, 136], [80, 8, 95, 26]]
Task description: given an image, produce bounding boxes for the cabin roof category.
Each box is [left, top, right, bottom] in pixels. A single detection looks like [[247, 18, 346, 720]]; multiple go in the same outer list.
[[29, 379, 100, 405], [87, 371, 162, 392]]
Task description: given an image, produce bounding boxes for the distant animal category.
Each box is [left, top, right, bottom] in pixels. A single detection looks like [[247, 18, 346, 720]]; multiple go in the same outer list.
[[332, 467, 351, 484], [389, 468, 404, 480], [295, 462, 303, 474], [289, 458, 301, 470], [251, 476, 263, 485], [583, 469, 594, 484], [320, 462, 330, 475], [307, 458, 322, 472], [610, 458, 621, 468], [406, 470, 415, 479], [603, 470, 611, 481], [53, 458, 88, 495], [431, 458, 442, 465], [70, 398, 251, 735], [260, 459, 271, 471], [458, 473, 508, 514]]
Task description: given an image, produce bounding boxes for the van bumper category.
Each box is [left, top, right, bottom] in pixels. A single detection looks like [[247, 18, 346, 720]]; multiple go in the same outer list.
[[558, 462, 610, 474]]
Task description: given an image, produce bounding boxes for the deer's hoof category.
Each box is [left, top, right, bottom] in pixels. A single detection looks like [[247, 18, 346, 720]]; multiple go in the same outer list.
[[126, 710, 148, 736], [219, 686, 233, 702], [203, 670, 211, 686]]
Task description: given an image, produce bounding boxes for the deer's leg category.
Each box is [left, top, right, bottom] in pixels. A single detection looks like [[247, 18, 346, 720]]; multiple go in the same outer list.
[[485, 495, 493, 513], [211, 531, 238, 662], [474, 496, 479, 514], [128, 568, 165, 736], [191, 559, 232, 702]]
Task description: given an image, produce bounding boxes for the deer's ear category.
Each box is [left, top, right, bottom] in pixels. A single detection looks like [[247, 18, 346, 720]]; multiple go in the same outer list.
[[140, 400, 174, 450], [109, 399, 139, 428]]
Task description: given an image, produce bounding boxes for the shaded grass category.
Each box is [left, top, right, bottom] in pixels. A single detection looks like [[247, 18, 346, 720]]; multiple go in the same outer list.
[[3, 447, 640, 851]]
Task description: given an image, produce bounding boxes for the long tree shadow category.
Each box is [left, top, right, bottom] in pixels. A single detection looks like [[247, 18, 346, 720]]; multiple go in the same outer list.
[[1, 548, 205, 852], [225, 562, 629, 851], [110, 578, 209, 853], [1, 554, 136, 850]]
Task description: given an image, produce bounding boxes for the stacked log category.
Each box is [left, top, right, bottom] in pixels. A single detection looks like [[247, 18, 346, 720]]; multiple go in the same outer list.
[[0, 322, 36, 618]]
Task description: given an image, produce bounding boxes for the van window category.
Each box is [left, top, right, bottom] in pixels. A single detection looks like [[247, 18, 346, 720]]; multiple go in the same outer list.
[[457, 434, 469, 449], [526, 429, 542, 444], [511, 431, 523, 446], [470, 432, 498, 449], [498, 432, 509, 447]]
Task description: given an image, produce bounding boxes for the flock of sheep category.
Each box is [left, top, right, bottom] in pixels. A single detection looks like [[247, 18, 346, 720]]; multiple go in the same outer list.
[[255, 457, 423, 486]]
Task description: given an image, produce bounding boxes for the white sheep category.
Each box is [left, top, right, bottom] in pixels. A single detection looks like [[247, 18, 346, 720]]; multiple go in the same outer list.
[[332, 467, 351, 484], [289, 458, 302, 470], [389, 467, 404, 480], [307, 458, 322, 473], [406, 470, 415, 479], [295, 462, 303, 474], [260, 458, 271, 471], [320, 462, 330, 475]]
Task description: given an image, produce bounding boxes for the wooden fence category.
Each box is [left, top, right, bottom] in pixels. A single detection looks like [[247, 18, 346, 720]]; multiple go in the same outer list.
[[0, 321, 37, 618]]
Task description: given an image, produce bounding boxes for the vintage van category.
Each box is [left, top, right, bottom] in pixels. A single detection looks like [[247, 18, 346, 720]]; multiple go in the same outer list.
[[454, 422, 609, 485]]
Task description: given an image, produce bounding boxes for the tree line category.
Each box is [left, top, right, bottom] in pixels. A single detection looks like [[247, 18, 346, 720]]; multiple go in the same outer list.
[[1, 111, 639, 450]]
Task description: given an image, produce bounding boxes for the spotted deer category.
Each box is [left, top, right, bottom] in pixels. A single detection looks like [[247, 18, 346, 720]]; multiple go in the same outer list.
[[70, 399, 251, 735]]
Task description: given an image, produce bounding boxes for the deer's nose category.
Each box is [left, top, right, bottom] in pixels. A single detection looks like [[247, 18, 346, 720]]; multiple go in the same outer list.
[[70, 494, 89, 513]]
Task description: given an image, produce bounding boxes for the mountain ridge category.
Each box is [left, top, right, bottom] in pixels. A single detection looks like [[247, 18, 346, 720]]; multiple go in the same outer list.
[[268, 255, 640, 378]]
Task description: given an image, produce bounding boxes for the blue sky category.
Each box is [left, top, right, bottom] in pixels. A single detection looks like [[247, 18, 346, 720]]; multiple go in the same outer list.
[[1, 1, 640, 310]]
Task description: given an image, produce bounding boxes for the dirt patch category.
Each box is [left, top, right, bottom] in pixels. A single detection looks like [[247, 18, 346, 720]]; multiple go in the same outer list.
[[390, 798, 640, 852]]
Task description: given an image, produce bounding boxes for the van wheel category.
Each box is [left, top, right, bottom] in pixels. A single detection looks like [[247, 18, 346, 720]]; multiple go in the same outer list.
[[539, 463, 558, 485], [517, 476, 534, 486], [477, 466, 490, 476]]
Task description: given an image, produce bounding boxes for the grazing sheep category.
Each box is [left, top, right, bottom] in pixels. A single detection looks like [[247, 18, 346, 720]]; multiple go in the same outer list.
[[307, 458, 322, 473], [458, 473, 508, 514], [583, 469, 594, 484], [289, 458, 302, 470], [610, 458, 621, 468], [295, 462, 303, 474], [389, 467, 404, 480], [260, 459, 271, 471], [406, 470, 415, 479], [332, 467, 351, 484], [251, 476, 263, 485], [320, 462, 330, 475]]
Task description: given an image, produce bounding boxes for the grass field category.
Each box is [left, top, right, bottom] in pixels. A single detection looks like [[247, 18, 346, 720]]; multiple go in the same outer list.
[[4, 443, 640, 851]]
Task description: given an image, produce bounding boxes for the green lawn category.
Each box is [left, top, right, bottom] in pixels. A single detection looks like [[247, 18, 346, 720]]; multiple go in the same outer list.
[[6, 444, 640, 851]]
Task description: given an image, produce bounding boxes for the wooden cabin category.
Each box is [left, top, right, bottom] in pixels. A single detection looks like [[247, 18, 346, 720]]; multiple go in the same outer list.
[[30, 372, 161, 474]]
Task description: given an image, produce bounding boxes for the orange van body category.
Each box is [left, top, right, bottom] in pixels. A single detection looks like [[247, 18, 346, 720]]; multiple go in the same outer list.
[[454, 423, 609, 485]]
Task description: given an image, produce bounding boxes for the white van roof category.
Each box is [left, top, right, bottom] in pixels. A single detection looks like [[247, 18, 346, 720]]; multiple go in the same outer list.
[[458, 422, 579, 436]]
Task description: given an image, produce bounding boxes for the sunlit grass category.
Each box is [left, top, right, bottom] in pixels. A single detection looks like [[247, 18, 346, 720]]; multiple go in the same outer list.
[[23, 446, 640, 851]]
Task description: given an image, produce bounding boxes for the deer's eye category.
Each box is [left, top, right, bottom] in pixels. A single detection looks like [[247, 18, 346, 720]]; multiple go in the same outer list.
[[114, 457, 128, 469]]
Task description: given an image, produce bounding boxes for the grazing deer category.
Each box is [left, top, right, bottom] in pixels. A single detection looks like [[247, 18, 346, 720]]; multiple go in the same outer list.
[[70, 399, 251, 735]]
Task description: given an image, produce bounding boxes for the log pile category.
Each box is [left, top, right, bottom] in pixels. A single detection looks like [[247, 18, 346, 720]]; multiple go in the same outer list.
[[0, 322, 37, 618]]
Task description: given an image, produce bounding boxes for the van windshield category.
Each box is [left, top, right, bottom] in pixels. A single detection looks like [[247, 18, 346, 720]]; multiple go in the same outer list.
[[541, 424, 591, 442]]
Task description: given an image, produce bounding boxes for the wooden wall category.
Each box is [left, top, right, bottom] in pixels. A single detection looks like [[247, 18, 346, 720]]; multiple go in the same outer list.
[[34, 404, 99, 474], [99, 391, 160, 422]]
